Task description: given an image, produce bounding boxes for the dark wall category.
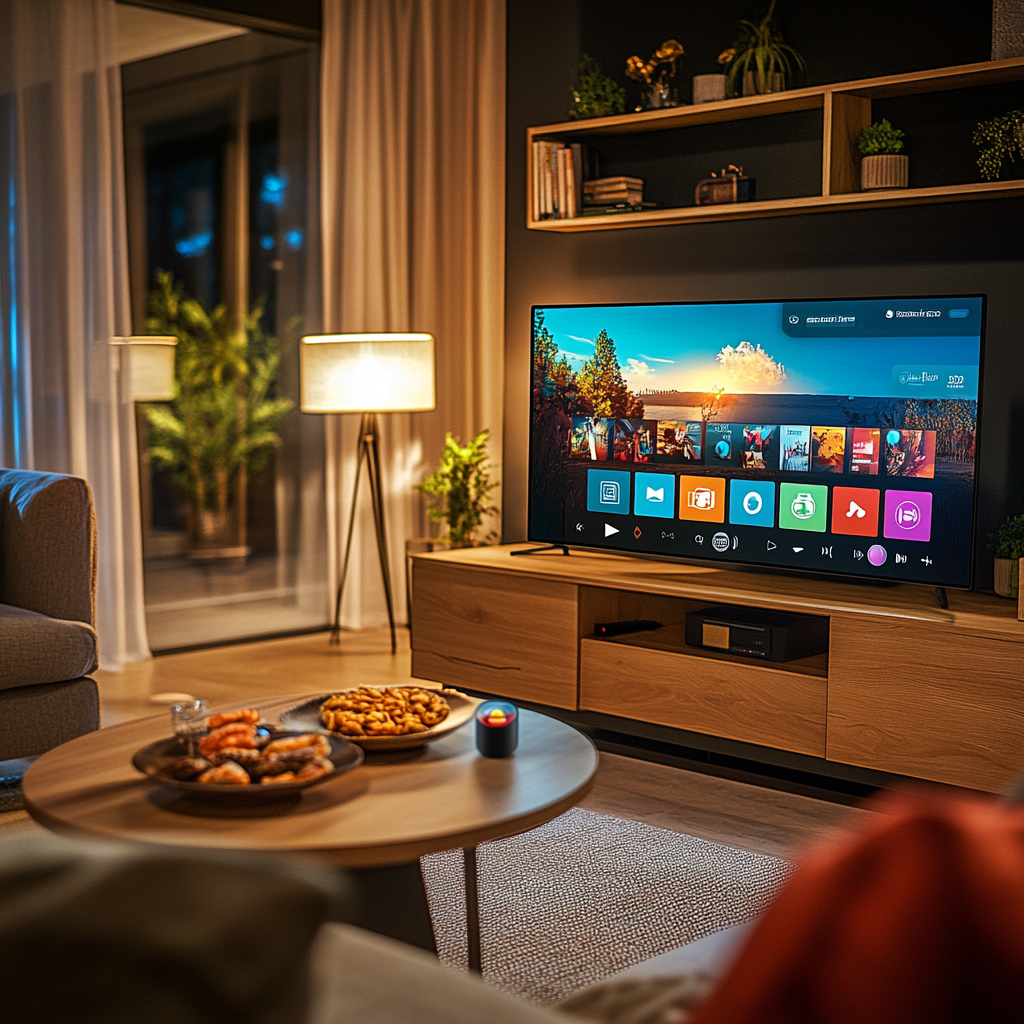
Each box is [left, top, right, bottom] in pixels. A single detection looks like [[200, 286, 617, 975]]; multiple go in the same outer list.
[[503, 0, 1024, 590]]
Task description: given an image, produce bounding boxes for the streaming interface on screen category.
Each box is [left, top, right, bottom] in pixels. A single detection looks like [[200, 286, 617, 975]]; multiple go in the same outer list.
[[529, 296, 984, 588]]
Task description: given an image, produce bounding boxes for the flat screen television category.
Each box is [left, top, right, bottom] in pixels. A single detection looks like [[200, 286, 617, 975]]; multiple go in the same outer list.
[[528, 295, 985, 590]]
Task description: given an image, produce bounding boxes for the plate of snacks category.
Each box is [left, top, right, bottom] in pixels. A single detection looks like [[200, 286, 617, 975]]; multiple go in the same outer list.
[[280, 686, 480, 751], [132, 707, 363, 801]]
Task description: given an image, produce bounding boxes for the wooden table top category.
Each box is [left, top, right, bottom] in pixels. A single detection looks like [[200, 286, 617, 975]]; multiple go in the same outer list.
[[23, 694, 598, 868]]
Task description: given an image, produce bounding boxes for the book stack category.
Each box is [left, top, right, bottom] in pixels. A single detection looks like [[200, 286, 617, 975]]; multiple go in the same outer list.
[[531, 142, 596, 220], [583, 176, 643, 208]]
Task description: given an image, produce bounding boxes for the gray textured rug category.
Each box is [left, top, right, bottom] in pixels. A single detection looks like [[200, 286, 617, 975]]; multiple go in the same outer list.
[[421, 807, 791, 1003]]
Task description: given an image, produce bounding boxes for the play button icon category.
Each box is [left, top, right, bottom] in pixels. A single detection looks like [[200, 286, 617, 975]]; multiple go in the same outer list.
[[604, 523, 619, 537]]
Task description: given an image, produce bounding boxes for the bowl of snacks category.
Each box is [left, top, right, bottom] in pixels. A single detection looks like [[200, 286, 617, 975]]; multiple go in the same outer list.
[[133, 707, 363, 802], [280, 686, 480, 751]]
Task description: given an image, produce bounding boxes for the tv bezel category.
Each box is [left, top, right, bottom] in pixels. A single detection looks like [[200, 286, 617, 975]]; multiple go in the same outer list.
[[527, 293, 987, 592]]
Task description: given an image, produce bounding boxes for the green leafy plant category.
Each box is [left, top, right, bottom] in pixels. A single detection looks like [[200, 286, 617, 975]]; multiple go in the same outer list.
[[989, 513, 1024, 560], [973, 110, 1024, 180], [417, 430, 498, 546], [858, 119, 905, 156], [568, 54, 626, 120], [143, 271, 293, 549], [720, 1, 805, 98]]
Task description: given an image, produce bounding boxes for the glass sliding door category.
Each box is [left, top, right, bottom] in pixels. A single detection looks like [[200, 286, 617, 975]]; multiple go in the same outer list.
[[122, 28, 327, 651]]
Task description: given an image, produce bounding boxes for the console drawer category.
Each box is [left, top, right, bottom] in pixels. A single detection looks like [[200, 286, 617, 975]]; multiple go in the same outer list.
[[579, 638, 826, 757]]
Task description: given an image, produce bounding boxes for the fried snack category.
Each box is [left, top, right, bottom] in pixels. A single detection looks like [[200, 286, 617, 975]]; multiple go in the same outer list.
[[206, 707, 261, 730], [262, 734, 330, 758], [197, 761, 251, 785], [296, 757, 333, 781], [161, 756, 211, 781], [207, 747, 264, 767], [260, 772, 298, 785], [320, 686, 449, 738], [198, 722, 259, 758]]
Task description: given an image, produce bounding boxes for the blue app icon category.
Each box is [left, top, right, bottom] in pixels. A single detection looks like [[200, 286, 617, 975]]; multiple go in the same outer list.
[[587, 469, 631, 515], [728, 480, 776, 528], [633, 472, 676, 519]]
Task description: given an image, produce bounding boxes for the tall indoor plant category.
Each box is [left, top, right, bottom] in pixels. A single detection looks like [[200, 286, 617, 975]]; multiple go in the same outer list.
[[417, 430, 498, 547], [143, 271, 293, 557]]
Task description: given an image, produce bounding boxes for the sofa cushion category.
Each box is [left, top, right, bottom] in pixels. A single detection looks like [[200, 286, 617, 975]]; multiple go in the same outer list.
[[0, 678, 99, 760], [0, 604, 98, 690]]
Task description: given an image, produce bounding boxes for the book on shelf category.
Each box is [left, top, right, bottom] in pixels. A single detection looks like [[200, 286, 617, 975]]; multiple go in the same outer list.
[[583, 176, 644, 207], [531, 141, 597, 220], [579, 201, 658, 217]]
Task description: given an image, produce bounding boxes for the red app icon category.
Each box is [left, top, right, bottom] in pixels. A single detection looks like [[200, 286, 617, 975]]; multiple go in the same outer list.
[[831, 487, 880, 537]]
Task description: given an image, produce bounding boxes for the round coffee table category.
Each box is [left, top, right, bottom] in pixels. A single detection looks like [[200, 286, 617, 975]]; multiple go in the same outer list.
[[24, 693, 598, 967]]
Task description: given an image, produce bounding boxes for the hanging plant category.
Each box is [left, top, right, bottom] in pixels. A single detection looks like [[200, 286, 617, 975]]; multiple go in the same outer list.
[[973, 110, 1024, 180]]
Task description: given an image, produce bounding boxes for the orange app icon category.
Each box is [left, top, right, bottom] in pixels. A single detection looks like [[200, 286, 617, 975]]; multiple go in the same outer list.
[[831, 486, 880, 537], [679, 476, 726, 522]]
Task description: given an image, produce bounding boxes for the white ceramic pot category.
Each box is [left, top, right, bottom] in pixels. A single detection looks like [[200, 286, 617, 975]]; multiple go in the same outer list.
[[861, 154, 909, 190], [692, 74, 727, 104], [993, 557, 1019, 599]]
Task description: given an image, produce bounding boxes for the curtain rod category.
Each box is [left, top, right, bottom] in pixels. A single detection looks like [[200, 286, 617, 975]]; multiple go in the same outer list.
[[116, 0, 321, 43]]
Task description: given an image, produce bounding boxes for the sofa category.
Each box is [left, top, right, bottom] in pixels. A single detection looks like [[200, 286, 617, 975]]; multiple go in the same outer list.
[[0, 468, 100, 764]]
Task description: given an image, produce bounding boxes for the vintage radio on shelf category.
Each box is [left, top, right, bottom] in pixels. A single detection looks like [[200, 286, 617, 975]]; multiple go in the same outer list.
[[695, 165, 756, 205]]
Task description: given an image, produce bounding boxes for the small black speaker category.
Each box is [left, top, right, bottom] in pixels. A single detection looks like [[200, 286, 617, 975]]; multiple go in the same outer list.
[[475, 701, 518, 757]]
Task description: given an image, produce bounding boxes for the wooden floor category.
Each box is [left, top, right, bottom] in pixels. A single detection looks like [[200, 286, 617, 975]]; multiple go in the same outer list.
[[89, 627, 872, 860]]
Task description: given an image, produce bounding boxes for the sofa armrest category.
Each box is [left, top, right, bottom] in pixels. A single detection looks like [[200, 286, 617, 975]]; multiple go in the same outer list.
[[0, 469, 97, 627]]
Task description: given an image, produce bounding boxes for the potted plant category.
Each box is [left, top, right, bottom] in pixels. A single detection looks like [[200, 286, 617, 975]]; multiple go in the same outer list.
[[142, 271, 293, 559], [626, 39, 685, 110], [989, 514, 1024, 598], [858, 119, 908, 190], [568, 54, 626, 121], [973, 109, 1023, 180], [719, 1, 805, 98], [417, 430, 498, 547]]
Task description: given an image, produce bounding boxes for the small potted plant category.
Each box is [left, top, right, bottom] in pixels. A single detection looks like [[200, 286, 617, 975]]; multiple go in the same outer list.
[[858, 119, 908, 190], [417, 429, 498, 547], [568, 55, 626, 121], [719, 1, 805, 98], [973, 109, 1023, 180], [989, 514, 1024, 599], [626, 39, 685, 110]]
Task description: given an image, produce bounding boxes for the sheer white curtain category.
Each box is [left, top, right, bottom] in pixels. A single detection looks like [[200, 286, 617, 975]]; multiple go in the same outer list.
[[0, 0, 149, 669], [320, 0, 506, 629]]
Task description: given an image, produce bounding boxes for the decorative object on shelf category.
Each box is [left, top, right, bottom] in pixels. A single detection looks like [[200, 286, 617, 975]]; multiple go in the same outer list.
[[301, 332, 436, 651], [988, 513, 1024, 598], [858, 119, 908, 190], [583, 175, 643, 208], [692, 73, 727, 104], [626, 39, 685, 110], [719, 1, 805, 98], [973, 109, 1023, 180], [417, 429, 498, 548], [143, 271, 293, 561], [568, 54, 626, 121], [695, 165, 756, 205]]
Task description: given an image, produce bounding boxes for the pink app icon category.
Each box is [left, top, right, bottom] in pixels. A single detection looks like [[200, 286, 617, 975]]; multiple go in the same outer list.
[[883, 490, 933, 542]]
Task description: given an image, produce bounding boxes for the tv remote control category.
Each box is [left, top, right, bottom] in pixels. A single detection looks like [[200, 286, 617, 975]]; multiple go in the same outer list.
[[595, 619, 663, 637]]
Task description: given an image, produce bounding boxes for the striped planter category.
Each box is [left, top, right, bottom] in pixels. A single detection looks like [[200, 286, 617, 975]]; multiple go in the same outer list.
[[861, 154, 909, 190]]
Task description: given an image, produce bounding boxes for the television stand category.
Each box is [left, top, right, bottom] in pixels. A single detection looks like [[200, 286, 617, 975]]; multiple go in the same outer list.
[[410, 544, 1024, 794], [510, 544, 570, 556], [935, 587, 949, 609]]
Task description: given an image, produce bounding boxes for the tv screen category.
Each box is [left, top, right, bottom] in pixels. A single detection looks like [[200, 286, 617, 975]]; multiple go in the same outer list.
[[529, 295, 985, 590]]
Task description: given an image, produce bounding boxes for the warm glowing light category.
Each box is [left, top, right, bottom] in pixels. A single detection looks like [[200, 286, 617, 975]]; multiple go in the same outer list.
[[111, 336, 177, 401]]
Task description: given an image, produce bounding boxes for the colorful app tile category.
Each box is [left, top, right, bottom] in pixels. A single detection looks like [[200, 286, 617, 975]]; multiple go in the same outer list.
[[850, 428, 881, 475], [779, 482, 829, 532], [586, 468, 630, 515], [779, 425, 810, 471], [728, 480, 776, 528], [883, 489, 933, 542], [811, 427, 846, 472], [612, 419, 656, 463], [570, 416, 613, 461], [633, 472, 676, 519], [885, 429, 936, 479], [705, 423, 741, 468], [678, 476, 726, 523], [831, 486, 880, 537], [740, 425, 776, 471], [656, 420, 703, 464]]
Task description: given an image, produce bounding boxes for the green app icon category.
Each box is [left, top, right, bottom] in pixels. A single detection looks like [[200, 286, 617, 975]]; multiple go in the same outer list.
[[779, 483, 829, 533]]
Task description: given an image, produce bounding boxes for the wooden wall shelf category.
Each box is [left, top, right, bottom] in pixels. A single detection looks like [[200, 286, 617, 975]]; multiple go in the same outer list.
[[526, 57, 1024, 231], [411, 545, 1024, 793]]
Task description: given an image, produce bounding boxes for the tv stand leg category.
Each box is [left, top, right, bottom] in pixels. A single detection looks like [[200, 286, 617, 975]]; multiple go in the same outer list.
[[935, 587, 948, 609], [510, 544, 570, 556]]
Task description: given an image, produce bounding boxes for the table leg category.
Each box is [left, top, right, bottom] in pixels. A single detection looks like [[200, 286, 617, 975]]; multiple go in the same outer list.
[[464, 845, 481, 973], [347, 861, 437, 954]]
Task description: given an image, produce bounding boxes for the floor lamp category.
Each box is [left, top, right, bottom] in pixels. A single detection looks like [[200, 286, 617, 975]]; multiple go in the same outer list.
[[300, 333, 436, 653]]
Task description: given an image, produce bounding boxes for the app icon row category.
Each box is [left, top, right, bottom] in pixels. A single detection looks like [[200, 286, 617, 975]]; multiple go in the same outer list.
[[586, 469, 932, 541]]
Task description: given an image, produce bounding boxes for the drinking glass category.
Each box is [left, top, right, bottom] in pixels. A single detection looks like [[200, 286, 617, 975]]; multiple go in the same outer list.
[[170, 699, 208, 755]]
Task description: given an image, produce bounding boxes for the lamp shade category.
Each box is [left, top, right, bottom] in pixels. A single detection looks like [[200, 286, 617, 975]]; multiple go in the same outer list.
[[111, 336, 178, 401], [300, 333, 435, 413]]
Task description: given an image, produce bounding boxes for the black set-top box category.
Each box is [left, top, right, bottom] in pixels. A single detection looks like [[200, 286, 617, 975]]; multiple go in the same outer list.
[[685, 605, 828, 663]]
